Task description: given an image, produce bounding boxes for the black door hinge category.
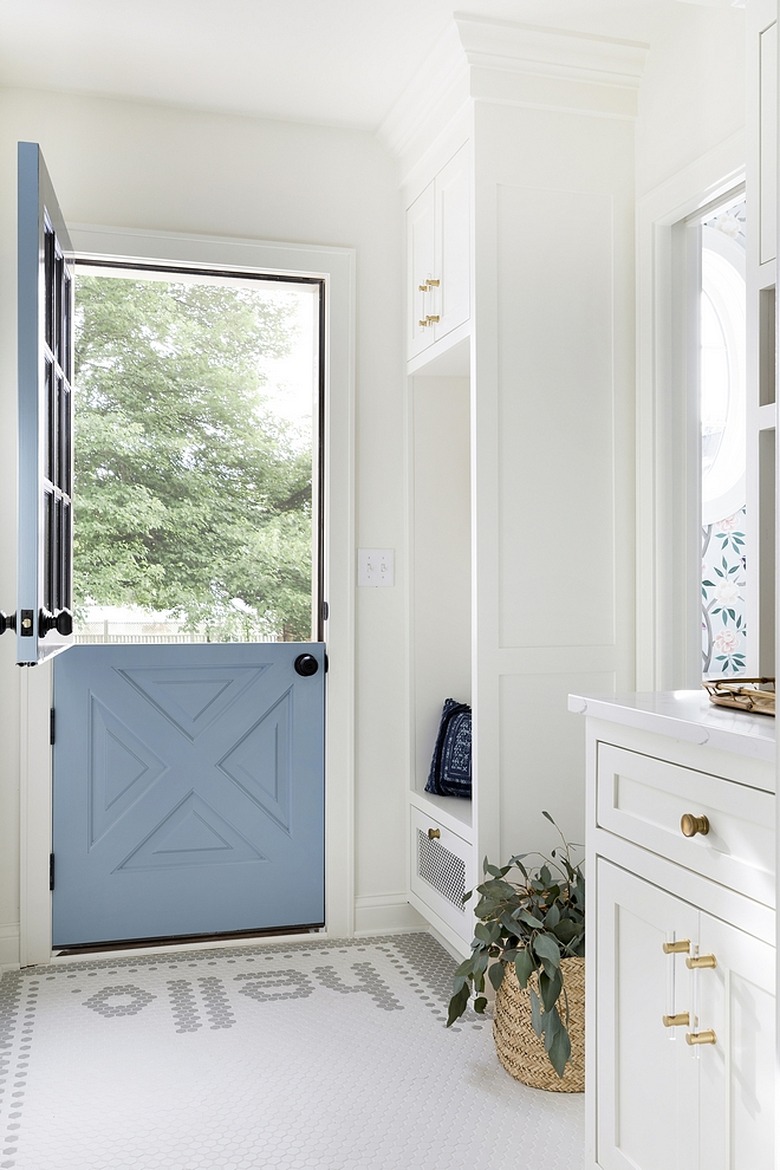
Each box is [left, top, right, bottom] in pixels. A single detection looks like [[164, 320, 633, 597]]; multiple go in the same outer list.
[[50, 709, 55, 746], [49, 854, 55, 891]]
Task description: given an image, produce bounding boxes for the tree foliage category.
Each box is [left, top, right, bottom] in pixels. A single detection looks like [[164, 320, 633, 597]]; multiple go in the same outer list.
[[73, 274, 314, 640]]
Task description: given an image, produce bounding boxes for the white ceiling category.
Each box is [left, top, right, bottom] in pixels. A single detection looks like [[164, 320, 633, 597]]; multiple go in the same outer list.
[[0, 0, 728, 132]]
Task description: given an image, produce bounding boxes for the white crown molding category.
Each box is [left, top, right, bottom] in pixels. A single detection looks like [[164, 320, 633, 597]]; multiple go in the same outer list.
[[455, 14, 648, 91], [378, 15, 648, 171], [377, 21, 470, 170]]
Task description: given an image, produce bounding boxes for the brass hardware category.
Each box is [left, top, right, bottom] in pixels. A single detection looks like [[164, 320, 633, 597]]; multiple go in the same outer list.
[[418, 319, 431, 328], [418, 284, 429, 292], [425, 315, 441, 324], [662, 1012, 690, 1028], [425, 278, 441, 288], [686, 1029, 717, 1046], [662, 939, 691, 954], [686, 954, 717, 969], [427, 827, 441, 840], [680, 813, 710, 838]]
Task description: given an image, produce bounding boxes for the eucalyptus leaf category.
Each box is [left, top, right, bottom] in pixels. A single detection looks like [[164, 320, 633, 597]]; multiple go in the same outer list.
[[488, 962, 505, 993], [538, 967, 562, 1012], [547, 1018, 571, 1078], [532, 933, 561, 967], [514, 949, 534, 987], [446, 984, 470, 1027], [529, 987, 543, 1036]]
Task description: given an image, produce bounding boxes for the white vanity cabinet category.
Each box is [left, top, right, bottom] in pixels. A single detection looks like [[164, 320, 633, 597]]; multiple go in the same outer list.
[[406, 142, 470, 362], [571, 692, 776, 1170]]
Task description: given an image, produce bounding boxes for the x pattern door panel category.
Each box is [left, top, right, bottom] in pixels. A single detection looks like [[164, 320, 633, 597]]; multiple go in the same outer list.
[[53, 644, 325, 946]]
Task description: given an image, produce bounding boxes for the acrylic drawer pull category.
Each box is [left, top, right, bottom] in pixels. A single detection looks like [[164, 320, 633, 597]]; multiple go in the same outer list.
[[686, 953, 717, 970], [686, 1029, 717, 1046]]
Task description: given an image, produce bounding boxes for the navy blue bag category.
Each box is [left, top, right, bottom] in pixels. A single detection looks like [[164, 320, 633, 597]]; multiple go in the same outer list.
[[425, 698, 472, 799]]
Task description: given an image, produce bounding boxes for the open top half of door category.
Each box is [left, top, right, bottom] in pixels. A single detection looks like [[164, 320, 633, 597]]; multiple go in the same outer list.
[[17, 141, 75, 666]]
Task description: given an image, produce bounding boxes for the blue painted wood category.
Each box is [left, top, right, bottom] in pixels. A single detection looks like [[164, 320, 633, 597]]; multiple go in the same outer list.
[[52, 643, 325, 945], [17, 142, 75, 665]]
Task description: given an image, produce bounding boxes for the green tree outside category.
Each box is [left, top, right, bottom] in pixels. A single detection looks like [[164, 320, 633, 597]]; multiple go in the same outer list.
[[73, 274, 315, 641]]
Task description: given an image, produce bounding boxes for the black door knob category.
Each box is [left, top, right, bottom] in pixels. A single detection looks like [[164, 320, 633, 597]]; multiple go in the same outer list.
[[294, 653, 319, 677], [39, 609, 73, 637], [0, 611, 16, 636]]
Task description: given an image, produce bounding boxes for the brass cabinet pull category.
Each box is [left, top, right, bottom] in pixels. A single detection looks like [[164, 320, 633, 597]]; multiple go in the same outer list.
[[427, 827, 441, 840], [662, 939, 691, 954], [686, 1029, 717, 1046], [418, 318, 431, 328], [686, 953, 717, 970], [662, 1012, 690, 1028], [425, 314, 440, 324], [680, 813, 710, 837], [425, 278, 441, 288]]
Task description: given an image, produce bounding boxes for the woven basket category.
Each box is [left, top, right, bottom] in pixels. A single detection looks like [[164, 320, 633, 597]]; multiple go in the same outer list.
[[493, 956, 585, 1093]]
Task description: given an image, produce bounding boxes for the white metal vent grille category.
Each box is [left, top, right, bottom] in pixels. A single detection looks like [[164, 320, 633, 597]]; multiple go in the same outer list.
[[416, 830, 466, 911]]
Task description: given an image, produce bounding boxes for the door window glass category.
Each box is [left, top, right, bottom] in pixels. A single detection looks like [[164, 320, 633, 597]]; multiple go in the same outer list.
[[73, 267, 322, 644]]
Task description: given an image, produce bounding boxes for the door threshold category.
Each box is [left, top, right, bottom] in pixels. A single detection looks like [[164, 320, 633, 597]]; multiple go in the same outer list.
[[54, 923, 325, 958]]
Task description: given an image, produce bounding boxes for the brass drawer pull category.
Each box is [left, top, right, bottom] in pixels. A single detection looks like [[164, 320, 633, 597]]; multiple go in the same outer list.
[[662, 1012, 690, 1028], [662, 939, 691, 954], [427, 827, 441, 840], [686, 954, 717, 970], [686, 1029, 717, 1046], [680, 813, 710, 838]]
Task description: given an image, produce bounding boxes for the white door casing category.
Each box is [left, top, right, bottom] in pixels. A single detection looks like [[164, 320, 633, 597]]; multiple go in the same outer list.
[[20, 223, 356, 964]]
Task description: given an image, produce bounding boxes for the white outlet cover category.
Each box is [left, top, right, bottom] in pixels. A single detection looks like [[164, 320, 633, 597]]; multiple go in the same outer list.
[[357, 548, 395, 587]]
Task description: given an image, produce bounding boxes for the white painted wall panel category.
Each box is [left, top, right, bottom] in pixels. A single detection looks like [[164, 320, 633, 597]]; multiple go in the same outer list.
[[410, 375, 471, 790], [498, 670, 615, 860], [496, 185, 615, 650]]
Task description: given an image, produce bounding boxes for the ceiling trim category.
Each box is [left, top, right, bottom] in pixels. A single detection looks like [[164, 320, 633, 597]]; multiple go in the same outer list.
[[379, 15, 648, 171]]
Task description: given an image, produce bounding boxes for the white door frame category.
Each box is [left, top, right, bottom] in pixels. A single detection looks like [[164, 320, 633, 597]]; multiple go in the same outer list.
[[635, 134, 745, 691], [19, 224, 356, 965]]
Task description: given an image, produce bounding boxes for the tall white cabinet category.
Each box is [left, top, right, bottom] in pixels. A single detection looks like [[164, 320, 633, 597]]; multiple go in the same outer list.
[[386, 19, 645, 953], [573, 692, 775, 1169]]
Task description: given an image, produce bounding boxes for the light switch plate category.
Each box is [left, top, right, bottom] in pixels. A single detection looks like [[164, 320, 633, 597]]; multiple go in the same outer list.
[[357, 548, 395, 587]]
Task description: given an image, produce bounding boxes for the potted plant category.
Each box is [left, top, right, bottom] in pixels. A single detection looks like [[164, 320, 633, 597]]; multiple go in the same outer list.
[[447, 811, 585, 1090]]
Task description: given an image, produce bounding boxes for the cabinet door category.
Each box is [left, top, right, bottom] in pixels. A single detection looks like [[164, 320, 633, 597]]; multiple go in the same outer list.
[[434, 144, 470, 342], [697, 914, 775, 1169], [596, 861, 699, 1170], [407, 181, 436, 359]]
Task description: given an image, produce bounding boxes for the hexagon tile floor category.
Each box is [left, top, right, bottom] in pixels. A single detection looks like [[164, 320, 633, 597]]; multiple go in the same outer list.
[[0, 932, 584, 1169]]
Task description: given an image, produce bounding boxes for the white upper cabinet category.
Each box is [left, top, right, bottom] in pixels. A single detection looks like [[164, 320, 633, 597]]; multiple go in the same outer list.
[[406, 143, 470, 362]]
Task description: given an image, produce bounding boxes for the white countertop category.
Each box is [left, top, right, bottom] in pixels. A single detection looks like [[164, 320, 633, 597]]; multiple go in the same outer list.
[[568, 689, 776, 763]]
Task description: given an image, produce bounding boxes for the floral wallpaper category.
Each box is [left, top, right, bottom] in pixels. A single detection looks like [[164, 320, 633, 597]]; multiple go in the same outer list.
[[702, 507, 746, 677]]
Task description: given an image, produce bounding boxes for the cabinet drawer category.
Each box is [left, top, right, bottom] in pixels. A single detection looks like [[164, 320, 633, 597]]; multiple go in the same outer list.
[[410, 806, 474, 942], [597, 743, 775, 908]]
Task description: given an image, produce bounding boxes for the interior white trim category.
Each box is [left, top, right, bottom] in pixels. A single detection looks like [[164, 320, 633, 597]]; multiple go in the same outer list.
[[19, 224, 356, 964], [636, 132, 745, 690]]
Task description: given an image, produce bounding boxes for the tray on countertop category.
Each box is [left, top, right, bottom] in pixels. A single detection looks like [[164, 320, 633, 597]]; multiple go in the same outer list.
[[703, 678, 775, 716]]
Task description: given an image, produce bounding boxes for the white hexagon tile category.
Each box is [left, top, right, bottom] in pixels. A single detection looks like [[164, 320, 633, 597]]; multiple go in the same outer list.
[[0, 933, 584, 1169]]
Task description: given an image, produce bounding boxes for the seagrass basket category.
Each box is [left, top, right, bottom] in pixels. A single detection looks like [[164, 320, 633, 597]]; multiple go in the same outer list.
[[493, 956, 585, 1093]]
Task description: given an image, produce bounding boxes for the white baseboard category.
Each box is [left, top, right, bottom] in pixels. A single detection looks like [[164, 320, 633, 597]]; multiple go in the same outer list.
[[0, 922, 20, 970], [353, 894, 427, 936]]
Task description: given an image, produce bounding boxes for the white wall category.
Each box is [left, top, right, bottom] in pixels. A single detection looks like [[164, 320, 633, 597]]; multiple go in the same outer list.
[[635, 3, 746, 198], [0, 87, 409, 962]]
